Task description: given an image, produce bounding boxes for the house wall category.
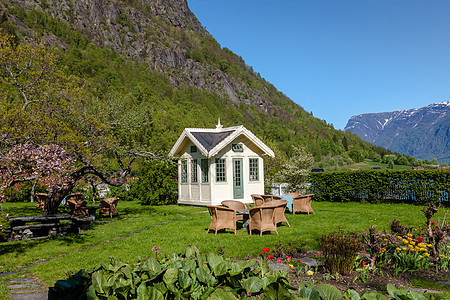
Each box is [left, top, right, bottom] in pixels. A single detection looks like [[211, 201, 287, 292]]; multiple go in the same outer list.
[[177, 136, 265, 206]]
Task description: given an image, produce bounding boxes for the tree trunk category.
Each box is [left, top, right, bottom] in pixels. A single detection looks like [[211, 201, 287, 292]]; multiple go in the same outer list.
[[42, 185, 73, 215]]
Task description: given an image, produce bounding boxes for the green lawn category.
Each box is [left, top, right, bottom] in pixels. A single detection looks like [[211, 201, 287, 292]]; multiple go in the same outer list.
[[0, 200, 443, 297]]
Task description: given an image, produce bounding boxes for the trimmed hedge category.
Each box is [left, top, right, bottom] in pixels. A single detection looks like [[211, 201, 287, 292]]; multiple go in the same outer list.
[[309, 169, 450, 204]]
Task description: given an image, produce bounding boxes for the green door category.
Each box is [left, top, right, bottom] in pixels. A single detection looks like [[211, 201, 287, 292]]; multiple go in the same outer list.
[[233, 158, 244, 199]]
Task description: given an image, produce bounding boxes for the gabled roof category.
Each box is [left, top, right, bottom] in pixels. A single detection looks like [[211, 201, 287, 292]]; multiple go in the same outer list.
[[169, 123, 275, 158]]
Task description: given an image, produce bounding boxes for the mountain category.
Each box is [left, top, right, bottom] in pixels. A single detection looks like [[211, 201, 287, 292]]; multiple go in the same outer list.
[[345, 101, 450, 164], [0, 0, 385, 162]]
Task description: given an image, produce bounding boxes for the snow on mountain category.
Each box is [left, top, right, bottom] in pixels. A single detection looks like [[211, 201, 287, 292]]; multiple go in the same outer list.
[[344, 101, 450, 164]]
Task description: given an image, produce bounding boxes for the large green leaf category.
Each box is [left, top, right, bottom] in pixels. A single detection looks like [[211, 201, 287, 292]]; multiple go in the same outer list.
[[237, 259, 256, 270], [298, 285, 320, 300], [207, 287, 238, 300], [142, 257, 161, 274], [242, 277, 263, 293], [120, 266, 133, 279], [207, 253, 224, 270], [92, 272, 105, 295], [184, 245, 200, 258], [178, 269, 192, 290], [147, 287, 165, 300], [163, 268, 179, 285], [229, 262, 243, 277], [86, 285, 99, 300], [261, 275, 277, 288], [196, 267, 208, 284], [316, 283, 342, 300], [361, 291, 389, 300], [343, 289, 361, 300], [183, 259, 197, 273], [213, 261, 228, 277]]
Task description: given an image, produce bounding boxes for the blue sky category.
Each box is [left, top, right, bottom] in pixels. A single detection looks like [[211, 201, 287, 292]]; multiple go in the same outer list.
[[187, 0, 450, 129]]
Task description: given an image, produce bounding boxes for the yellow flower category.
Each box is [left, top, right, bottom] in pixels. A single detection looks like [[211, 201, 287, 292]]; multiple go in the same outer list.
[[307, 270, 314, 276], [410, 248, 415, 252], [419, 255, 423, 258], [397, 236, 402, 240], [289, 264, 294, 269], [403, 239, 409, 244], [407, 238, 413, 242], [428, 244, 432, 247], [396, 247, 401, 251], [407, 233, 413, 237], [425, 253, 430, 257], [447, 245, 450, 249], [415, 246, 420, 251], [402, 247, 407, 251], [440, 255, 445, 258]]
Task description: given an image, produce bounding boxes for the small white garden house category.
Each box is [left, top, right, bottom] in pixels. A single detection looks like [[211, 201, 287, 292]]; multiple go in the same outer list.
[[169, 121, 275, 206]]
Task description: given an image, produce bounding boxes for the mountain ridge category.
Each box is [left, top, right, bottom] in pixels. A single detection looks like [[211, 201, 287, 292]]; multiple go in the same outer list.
[[345, 101, 450, 163], [0, 0, 389, 164]]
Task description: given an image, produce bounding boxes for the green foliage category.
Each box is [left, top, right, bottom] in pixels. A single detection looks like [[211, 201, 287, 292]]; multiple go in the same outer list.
[[113, 159, 178, 205], [309, 169, 450, 203], [48, 245, 296, 299], [298, 283, 392, 300], [320, 230, 360, 276]]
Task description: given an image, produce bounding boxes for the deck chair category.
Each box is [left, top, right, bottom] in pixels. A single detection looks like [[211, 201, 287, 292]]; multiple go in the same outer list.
[[206, 205, 237, 235]]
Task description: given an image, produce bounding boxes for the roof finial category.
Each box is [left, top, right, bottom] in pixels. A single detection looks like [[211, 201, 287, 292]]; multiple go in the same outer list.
[[216, 118, 223, 130]]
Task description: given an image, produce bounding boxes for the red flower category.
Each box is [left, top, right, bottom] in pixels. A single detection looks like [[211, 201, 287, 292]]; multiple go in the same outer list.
[[418, 237, 423, 242], [441, 236, 444, 240], [260, 252, 263, 255], [362, 250, 366, 254], [285, 258, 290, 262], [268, 255, 273, 259], [431, 221, 436, 226], [297, 259, 301, 262], [287, 256, 291, 259], [277, 259, 282, 263], [317, 254, 321, 258], [266, 248, 270, 252]]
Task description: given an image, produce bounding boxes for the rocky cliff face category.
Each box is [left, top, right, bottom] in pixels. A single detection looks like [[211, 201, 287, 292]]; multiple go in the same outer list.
[[345, 101, 450, 163], [2, 0, 270, 109]]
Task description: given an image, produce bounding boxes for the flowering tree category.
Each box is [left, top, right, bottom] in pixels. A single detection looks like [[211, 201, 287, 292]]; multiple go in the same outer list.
[[0, 31, 162, 215], [280, 146, 314, 193]]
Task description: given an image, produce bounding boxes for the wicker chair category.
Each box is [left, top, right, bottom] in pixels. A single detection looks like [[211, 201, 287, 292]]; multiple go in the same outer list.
[[248, 205, 278, 236], [35, 193, 47, 211], [206, 205, 237, 235], [285, 193, 315, 215], [221, 200, 247, 221], [251, 194, 264, 207], [263, 199, 290, 227], [261, 194, 282, 203], [64, 192, 83, 209], [67, 199, 88, 216], [99, 197, 120, 218]]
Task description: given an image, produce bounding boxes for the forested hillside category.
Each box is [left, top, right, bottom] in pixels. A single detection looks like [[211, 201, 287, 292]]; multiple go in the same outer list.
[[0, 0, 389, 163]]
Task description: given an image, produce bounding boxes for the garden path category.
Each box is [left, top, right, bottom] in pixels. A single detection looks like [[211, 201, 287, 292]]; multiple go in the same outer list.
[[0, 211, 208, 299]]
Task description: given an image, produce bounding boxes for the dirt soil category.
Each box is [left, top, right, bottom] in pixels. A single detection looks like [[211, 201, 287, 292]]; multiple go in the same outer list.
[[264, 250, 450, 294]]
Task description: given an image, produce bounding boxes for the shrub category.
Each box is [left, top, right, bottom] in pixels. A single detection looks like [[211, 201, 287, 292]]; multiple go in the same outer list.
[[320, 230, 360, 276]]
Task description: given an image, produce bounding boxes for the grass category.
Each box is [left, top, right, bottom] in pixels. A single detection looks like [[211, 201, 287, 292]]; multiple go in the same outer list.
[[0, 200, 446, 297]]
